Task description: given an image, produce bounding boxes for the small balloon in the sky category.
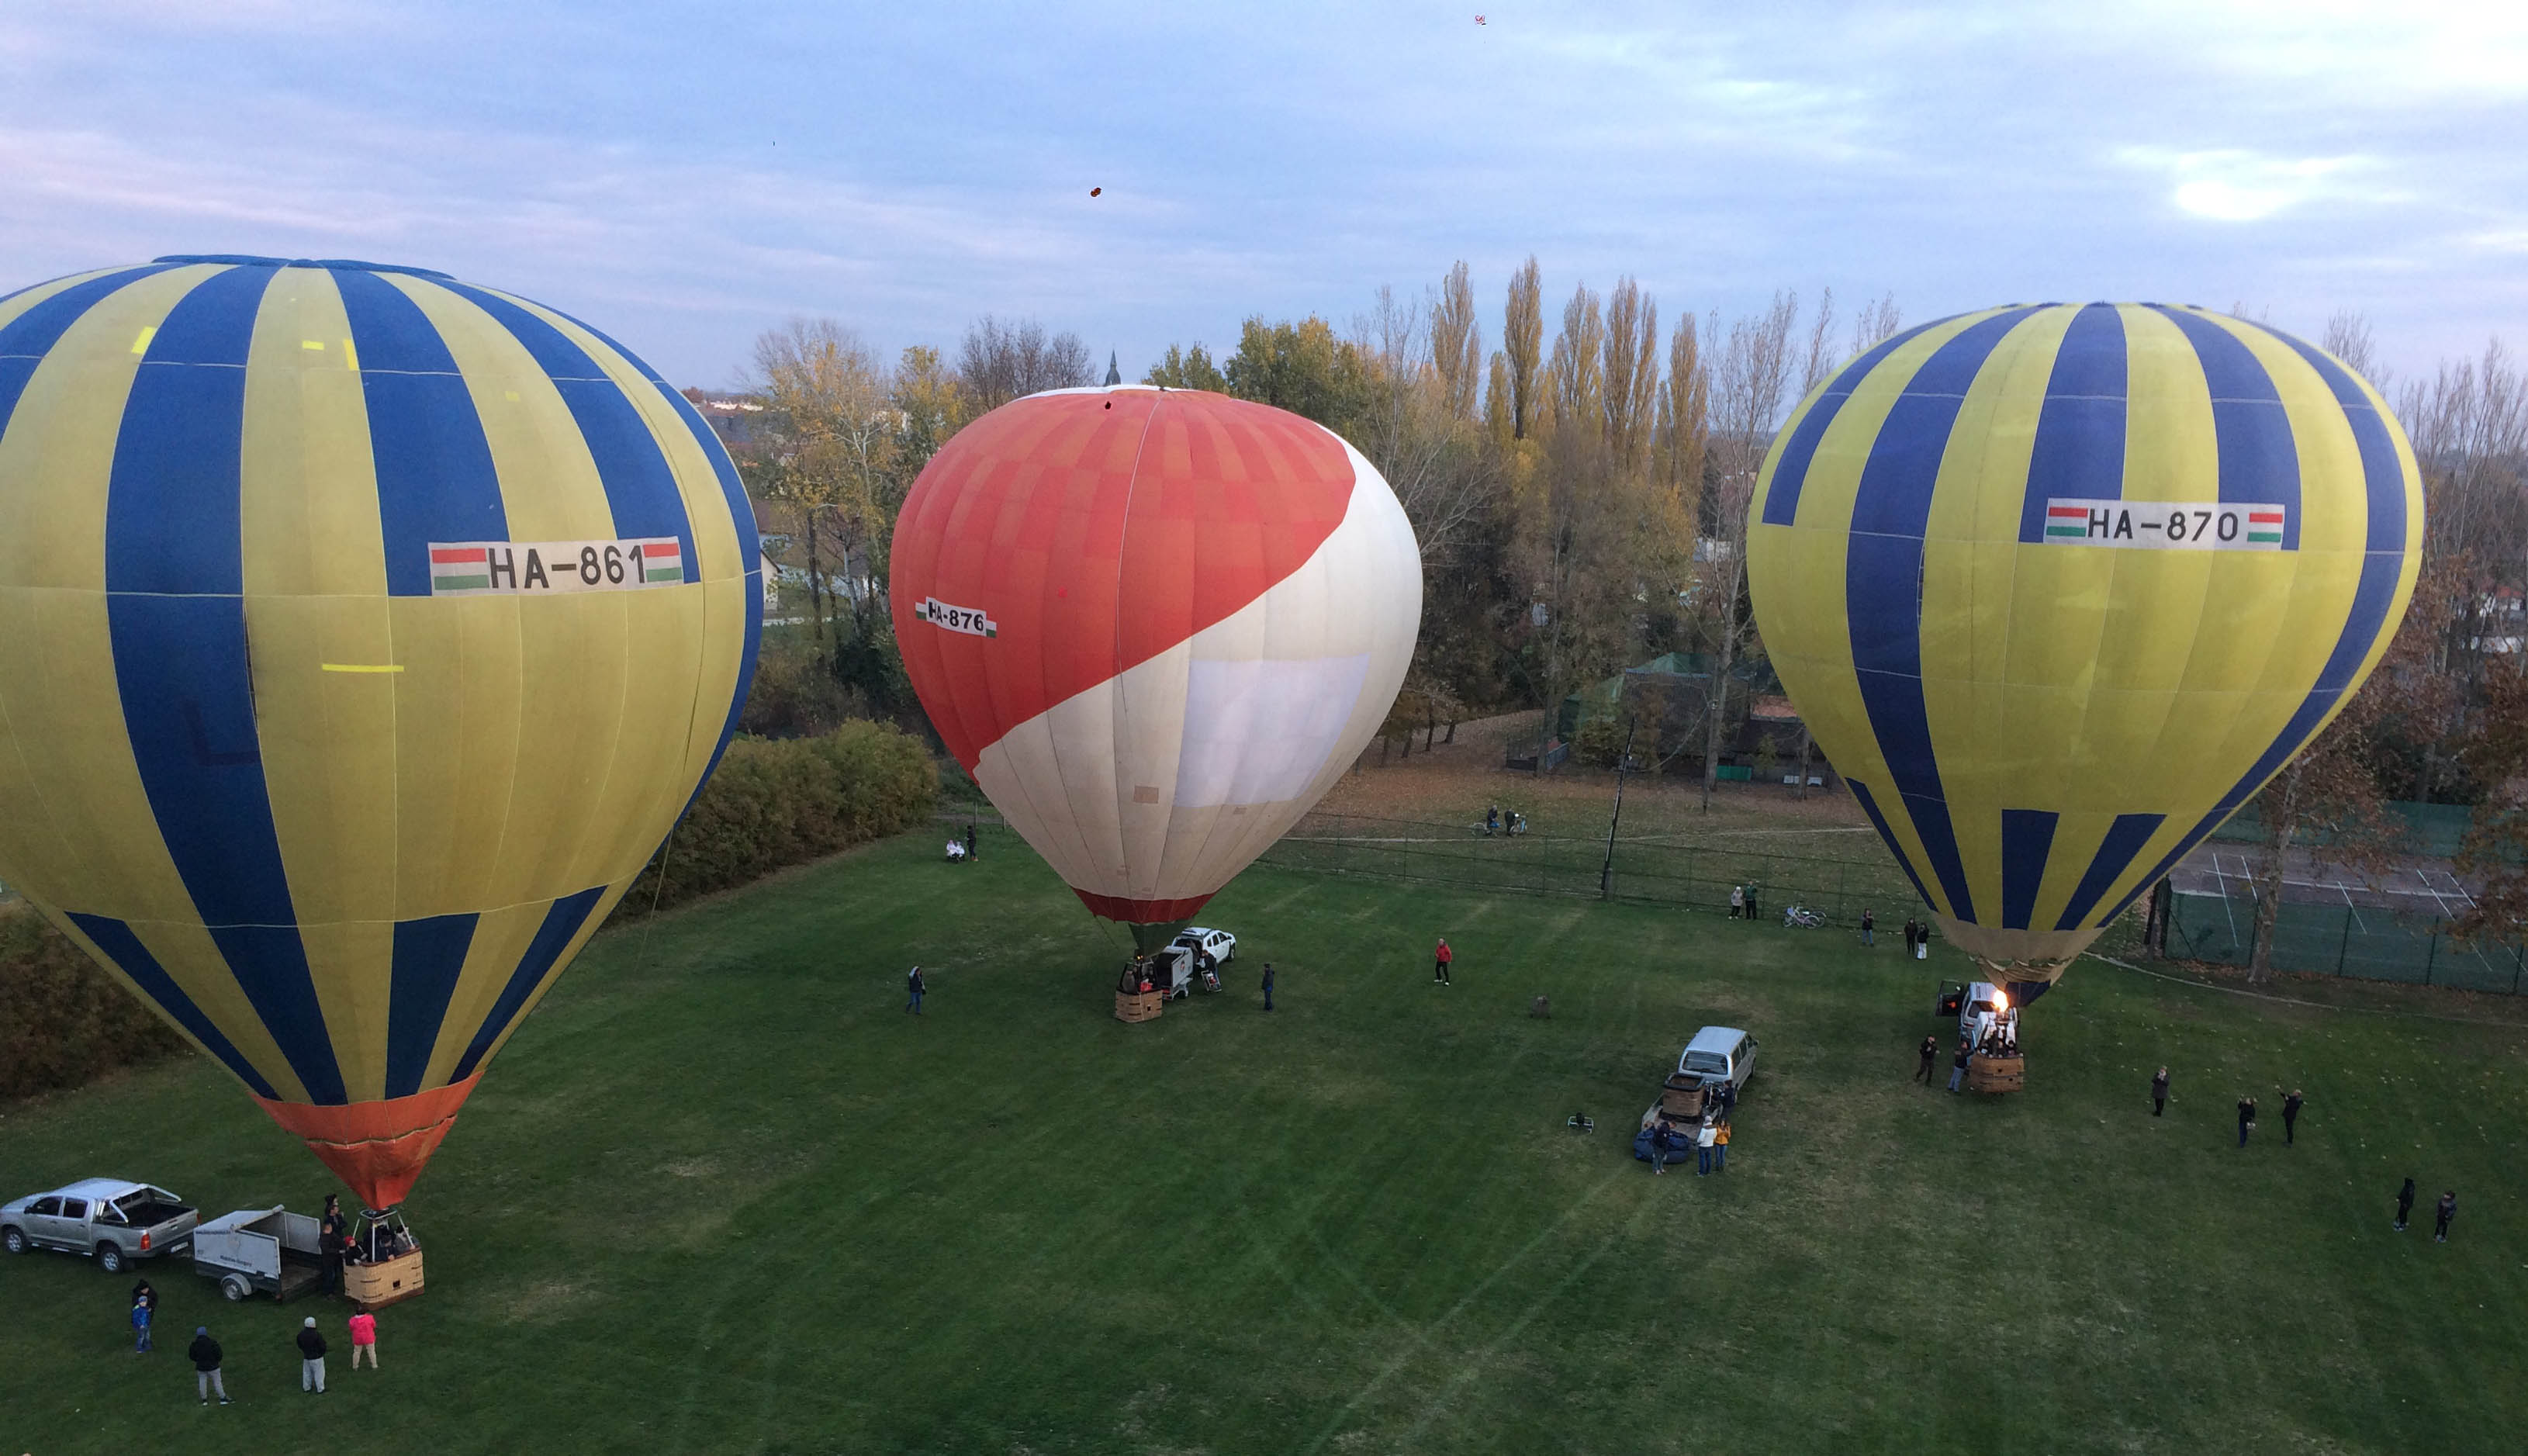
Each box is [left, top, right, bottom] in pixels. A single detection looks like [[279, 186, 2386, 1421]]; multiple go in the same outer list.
[[1475, 14, 1486, 22], [1090, 186, 1102, 197]]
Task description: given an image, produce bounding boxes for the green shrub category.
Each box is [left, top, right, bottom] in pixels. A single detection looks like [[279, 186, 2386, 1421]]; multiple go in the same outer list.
[[0, 908, 188, 1102], [619, 720, 939, 915]]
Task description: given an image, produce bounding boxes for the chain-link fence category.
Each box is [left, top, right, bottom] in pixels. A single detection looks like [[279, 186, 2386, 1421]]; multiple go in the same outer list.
[[2165, 891, 2526, 994], [1254, 810, 1920, 922]]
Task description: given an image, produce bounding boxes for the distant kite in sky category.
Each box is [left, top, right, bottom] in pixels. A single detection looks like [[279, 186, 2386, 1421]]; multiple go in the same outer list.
[[1090, 187, 1102, 197], [1475, 14, 1486, 22]]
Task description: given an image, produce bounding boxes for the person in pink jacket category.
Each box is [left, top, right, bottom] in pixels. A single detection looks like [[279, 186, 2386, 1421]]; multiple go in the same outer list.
[[348, 1309, 379, 1369]]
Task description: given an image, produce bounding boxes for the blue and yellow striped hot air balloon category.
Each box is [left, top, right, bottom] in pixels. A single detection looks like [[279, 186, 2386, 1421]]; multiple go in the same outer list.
[[1748, 303, 2421, 994], [0, 256, 760, 1209]]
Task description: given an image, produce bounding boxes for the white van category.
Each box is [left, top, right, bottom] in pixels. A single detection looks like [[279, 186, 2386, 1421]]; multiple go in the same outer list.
[[1676, 1025, 1758, 1094]]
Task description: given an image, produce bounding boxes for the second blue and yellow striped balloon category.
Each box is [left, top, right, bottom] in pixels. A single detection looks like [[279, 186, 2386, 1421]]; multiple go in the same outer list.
[[1748, 303, 2420, 984]]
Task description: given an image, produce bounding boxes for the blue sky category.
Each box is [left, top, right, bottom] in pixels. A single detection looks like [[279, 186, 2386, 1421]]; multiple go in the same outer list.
[[6, 1, 2523, 396]]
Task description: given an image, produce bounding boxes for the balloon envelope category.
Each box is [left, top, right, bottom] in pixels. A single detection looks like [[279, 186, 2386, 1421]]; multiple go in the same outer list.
[[890, 386, 1420, 928], [1747, 303, 2420, 980], [0, 258, 761, 1205]]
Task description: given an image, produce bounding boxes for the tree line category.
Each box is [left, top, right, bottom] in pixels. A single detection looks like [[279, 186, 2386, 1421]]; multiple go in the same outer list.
[[715, 272, 2527, 951]]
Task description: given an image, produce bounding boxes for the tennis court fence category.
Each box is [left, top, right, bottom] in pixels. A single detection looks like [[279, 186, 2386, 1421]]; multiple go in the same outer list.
[[2165, 891, 2526, 994], [1254, 811, 1921, 921]]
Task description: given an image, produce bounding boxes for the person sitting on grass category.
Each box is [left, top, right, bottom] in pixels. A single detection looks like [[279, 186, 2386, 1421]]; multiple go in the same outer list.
[[945, 838, 967, 863]]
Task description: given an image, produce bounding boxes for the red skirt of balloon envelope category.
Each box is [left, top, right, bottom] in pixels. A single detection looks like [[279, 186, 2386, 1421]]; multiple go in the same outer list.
[[253, 1073, 482, 1210], [1074, 888, 1216, 924]]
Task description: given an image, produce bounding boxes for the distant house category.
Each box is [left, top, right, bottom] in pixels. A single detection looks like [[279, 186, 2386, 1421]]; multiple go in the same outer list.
[[680, 389, 767, 451], [2472, 588, 2523, 655]]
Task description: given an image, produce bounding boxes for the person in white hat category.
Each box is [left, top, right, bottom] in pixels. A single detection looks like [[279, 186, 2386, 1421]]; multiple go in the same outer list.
[[295, 1315, 328, 1393]]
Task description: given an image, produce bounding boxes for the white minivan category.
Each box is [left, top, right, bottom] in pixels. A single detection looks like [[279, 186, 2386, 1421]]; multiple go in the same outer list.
[[1676, 1025, 1758, 1094]]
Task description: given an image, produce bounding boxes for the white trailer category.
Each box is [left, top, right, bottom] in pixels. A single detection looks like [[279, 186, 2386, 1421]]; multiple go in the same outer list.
[[192, 1206, 324, 1303]]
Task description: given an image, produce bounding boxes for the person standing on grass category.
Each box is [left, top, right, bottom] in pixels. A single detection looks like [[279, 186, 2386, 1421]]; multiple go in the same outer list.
[[1261, 962, 1275, 1012], [1433, 937, 1453, 985], [2151, 1067, 2170, 1117], [1713, 1119, 1730, 1174], [1949, 1040, 1969, 1093], [348, 1309, 378, 1370], [1745, 885, 1759, 922], [1729, 885, 1744, 919], [2283, 1089, 2305, 1145], [296, 1316, 327, 1394], [2435, 1191, 2457, 1243], [320, 1194, 350, 1295], [1915, 1035, 1938, 1084], [905, 964, 925, 1015], [1650, 1117, 1674, 1174], [131, 1292, 152, 1354], [964, 822, 977, 862], [2395, 1177, 2416, 1231], [189, 1326, 230, 1406], [1903, 917, 1920, 956], [1861, 908, 1875, 946], [2236, 1094, 2257, 1148]]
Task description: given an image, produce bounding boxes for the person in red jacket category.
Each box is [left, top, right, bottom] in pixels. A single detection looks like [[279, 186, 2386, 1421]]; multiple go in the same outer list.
[[1433, 938, 1453, 985], [348, 1309, 379, 1369]]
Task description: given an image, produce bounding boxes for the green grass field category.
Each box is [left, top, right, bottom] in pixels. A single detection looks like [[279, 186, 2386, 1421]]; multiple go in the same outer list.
[[4, 831, 2524, 1454]]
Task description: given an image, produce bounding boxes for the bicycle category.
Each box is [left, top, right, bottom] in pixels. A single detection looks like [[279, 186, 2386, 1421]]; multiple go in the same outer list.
[[1781, 904, 1825, 929]]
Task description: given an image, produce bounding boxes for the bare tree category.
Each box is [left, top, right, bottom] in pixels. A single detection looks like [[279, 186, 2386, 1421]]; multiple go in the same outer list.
[[1698, 292, 1800, 811], [2321, 309, 2387, 390], [1355, 282, 1498, 565], [2401, 341, 2528, 704], [1849, 292, 1902, 354], [1503, 257, 1544, 441], [1798, 286, 1838, 394], [1431, 261, 1484, 423], [958, 315, 1095, 410]]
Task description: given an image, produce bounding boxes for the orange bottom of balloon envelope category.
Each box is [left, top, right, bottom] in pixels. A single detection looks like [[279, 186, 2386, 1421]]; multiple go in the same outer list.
[[1074, 887, 1216, 925], [253, 1073, 483, 1211]]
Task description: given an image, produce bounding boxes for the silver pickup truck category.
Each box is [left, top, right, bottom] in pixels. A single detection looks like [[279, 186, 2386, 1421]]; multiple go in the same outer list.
[[2, 1179, 199, 1274]]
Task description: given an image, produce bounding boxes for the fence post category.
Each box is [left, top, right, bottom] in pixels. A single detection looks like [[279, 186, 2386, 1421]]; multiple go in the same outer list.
[[2515, 941, 2523, 997], [2424, 924, 2438, 986], [2337, 906, 2352, 975]]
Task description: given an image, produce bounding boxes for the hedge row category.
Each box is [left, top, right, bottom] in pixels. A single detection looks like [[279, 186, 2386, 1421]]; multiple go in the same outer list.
[[618, 719, 939, 915], [0, 907, 188, 1101], [1, 720, 935, 1103]]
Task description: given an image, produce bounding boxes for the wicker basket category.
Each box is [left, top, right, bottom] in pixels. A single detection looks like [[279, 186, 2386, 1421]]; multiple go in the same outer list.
[[1967, 1055, 2025, 1095], [1659, 1074, 1709, 1120], [344, 1248, 424, 1311], [1115, 989, 1164, 1024]]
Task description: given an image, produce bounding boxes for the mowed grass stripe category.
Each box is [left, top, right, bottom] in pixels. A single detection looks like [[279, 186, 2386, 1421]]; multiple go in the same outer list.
[[1, 829, 2523, 1454]]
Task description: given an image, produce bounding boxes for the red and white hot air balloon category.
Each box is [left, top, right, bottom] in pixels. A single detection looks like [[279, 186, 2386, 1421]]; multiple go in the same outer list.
[[890, 386, 1421, 945]]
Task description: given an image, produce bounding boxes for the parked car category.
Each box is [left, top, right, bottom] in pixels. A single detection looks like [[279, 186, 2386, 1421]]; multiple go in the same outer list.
[[2, 1179, 199, 1274], [1676, 1026, 1759, 1095], [1171, 926, 1236, 966], [192, 1206, 324, 1302]]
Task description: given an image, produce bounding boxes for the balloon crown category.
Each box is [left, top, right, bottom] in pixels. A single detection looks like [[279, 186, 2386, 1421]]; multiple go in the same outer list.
[[150, 254, 456, 280]]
